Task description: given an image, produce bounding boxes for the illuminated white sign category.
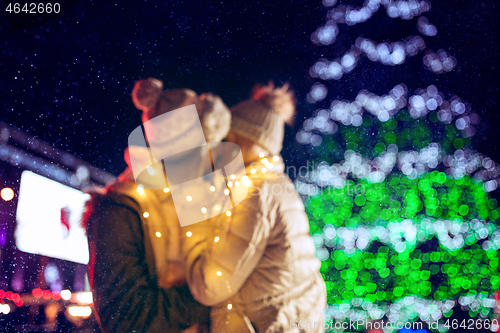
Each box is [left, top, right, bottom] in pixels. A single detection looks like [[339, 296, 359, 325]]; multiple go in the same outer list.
[[15, 171, 90, 264]]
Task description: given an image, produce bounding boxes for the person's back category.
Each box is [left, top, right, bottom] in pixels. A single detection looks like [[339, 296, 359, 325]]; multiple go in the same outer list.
[[182, 82, 327, 332], [86, 77, 232, 333], [240, 162, 323, 302], [86, 183, 209, 333]]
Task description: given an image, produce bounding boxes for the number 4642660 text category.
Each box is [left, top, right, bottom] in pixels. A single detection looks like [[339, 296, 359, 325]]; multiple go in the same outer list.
[[6, 3, 61, 14]]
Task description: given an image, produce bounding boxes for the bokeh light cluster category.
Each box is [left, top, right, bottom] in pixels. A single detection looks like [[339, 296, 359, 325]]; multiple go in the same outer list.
[[417, 17, 438, 36], [300, 0, 499, 323], [311, 0, 454, 84], [309, 36, 426, 86], [305, 173, 500, 228], [299, 169, 500, 328], [295, 113, 500, 330], [318, 241, 499, 324], [317, 0, 431, 34], [301, 84, 480, 144], [423, 50, 457, 74]]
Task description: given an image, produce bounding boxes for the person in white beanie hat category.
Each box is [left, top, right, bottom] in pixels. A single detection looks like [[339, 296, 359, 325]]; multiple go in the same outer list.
[[85, 77, 232, 333], [182, 82, 327, 333]]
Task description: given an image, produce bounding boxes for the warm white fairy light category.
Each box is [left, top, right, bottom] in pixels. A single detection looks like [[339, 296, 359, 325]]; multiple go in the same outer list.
[[227, 181, 233, 187], [227, 304, 233, 310], [214, 236, 220, 243], [155, 231, 162, 238], [201, 207, 207, 214], [242, 176, 251, 187], [214, 205, 221, 211], [224, 189, 230, 195], [259, 152, 265, 158], [230, 174, 236, 179], [186, 231, 192, 237], [143, 212, 149, 218], [262, 168, 267, 174], [163, 187, 170, 193], [186, 196, 192, 202], [273, 156, 279, 162], [216, 271, 222, 276], [226, 211, 231, 217], [210, 186, 216, 192], [136, 185, 145, 195], [146, 166, 155, 175], [250, 169, 256, 174], [235, 181, 240, 187], [1, 188, 14, 201]]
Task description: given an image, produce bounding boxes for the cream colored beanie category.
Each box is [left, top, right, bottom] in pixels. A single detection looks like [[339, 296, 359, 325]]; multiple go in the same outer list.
[[230, 99, 286, 155], [230, 82, 296, 155], [131, 77, 231, 143]]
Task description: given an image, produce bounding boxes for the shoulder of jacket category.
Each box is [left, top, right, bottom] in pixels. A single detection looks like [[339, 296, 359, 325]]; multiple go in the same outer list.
[[251, 173, 304, 211], [81, 189, 142, 238], [93, 180, 144, 215]]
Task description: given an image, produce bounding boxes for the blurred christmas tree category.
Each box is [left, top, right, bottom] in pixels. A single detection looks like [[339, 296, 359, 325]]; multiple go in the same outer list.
[[295, 0, 500, 331]]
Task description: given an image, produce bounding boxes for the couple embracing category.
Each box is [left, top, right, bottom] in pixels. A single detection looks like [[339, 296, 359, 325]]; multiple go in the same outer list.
[[85, 78, 326, 333]]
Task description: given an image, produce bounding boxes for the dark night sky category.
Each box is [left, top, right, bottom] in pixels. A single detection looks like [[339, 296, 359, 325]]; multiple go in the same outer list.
[[1, 0, 499, 177]]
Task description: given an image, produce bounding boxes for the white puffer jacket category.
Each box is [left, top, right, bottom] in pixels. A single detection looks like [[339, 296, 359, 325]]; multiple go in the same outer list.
[[182, 159, 326, 333]]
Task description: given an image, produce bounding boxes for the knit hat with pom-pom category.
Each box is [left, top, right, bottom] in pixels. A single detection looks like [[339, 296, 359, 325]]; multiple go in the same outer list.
[[230, 82, 296, 155], [132, 77, 198, 122], [131, 77, 231, 143]]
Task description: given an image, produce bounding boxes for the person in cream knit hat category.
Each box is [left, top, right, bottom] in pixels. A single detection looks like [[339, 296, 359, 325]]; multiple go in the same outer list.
[[182, 82, 327, 333], [131, 76, 231, 143], [85, 77, 232, 333], [229, 81, 296, 156]]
